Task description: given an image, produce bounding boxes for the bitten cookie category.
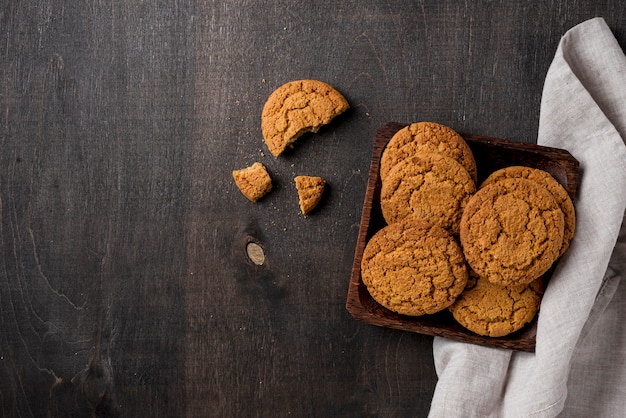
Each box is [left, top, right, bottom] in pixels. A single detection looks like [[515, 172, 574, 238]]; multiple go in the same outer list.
[[379, 122, 477, 183], [460, 178, 565, 286], [295, 175, 325, 215], [361, 219, 468, 316], [380, 152, 476, 234], [232, 162, 272, 202], [481, 166, 575, 257], [261, 79, 349, 157], [449, 272, 544, 337]]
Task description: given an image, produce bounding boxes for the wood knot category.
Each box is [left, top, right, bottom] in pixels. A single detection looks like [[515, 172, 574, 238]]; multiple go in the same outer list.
[[246, 241, 265, 266]]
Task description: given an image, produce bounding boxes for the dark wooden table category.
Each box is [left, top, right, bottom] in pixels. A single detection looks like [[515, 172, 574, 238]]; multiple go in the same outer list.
[[2, 2, 625, 417]]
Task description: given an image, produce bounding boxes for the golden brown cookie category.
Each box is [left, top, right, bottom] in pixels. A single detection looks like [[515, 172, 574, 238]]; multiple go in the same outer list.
[[460, 178, 565, 286], [361, 219, 468, 316], [261, 80, 349, 157], [380, 152, 476, 234], [481, 166, 575, 257], [232, 162, 272, 202], [379, 122, 477, 183], [449, 273, 544, 337], [295, 175, 325, 215]]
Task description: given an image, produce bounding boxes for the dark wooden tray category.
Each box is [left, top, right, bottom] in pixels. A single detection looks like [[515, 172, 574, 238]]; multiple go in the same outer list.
[[346, 122, 580, 352]]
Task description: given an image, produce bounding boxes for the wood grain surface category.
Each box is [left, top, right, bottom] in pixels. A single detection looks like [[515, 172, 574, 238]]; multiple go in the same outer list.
[[1, 1, 625, 417]]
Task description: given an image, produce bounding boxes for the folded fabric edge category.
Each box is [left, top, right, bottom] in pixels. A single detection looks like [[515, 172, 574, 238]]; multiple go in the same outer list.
[[430, 17, 626, 418], [556, 17, 626, 139]]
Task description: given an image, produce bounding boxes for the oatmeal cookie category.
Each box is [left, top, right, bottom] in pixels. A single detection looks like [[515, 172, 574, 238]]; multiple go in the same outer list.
[[460, 178, 564, 286], [481, 166, 575, 257], [380, 152, 475, 234], [361, 219, 468, 316], [261, 79, 349, 157], [449, 272, 544, 337], [379, 122, 477, 183]]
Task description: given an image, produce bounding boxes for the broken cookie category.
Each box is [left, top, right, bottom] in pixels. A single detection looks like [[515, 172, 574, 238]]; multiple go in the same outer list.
[[295, 175, 325, 215], [261, 79, 349, 157], [232, 162, 272, 202]]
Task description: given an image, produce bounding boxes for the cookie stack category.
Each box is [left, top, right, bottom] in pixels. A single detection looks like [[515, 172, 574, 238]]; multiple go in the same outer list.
[[379, 122, 477, 234], [362, 122, 476, 318], [451, 166, 575, 337], [361, 122, 576, 338]]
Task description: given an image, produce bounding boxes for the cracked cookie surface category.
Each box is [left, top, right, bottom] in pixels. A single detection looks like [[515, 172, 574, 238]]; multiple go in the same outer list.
[[481, 166, 575, 257], [380, 122, 477, 183], [232, 162, 272, 202], [361, 219, 468, 316], [295, 175, 325, 215], [449, 272, 544, 337], [380, 152, 475, 234], [261, 79, 349, 157], [460, 178, 564, 286]]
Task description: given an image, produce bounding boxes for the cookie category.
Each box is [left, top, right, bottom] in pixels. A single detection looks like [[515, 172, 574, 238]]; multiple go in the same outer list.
[[361, 219, 468, 316], [481, 166, 575, 257], [460, 177, 564, 286], [232, 162, 272, 202], [379, 122, 477, 183], [261, 80, 349, 157], [380, 152, 476, 234], [295, 175, 325, 215], [449, 272, 544, 337]]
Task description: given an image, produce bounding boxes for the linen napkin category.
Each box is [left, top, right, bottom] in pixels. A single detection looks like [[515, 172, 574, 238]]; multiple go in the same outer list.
[[429, 17, 626, 418]]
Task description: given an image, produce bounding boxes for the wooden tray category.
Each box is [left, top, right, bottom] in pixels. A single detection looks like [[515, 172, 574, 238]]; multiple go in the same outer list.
[[346, 122, 580, 352]]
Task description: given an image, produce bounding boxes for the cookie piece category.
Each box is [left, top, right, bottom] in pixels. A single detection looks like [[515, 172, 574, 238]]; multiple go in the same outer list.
[[460, 178, 565, 286], [380, 122, 477, 183], [232, 162, 272, 202], [261, 80, 349, 157], [481, 166, 575, 257], [449, 273, 544, 337], [361, 219, 468, 316], [295, 175, 325, 215], [380, 152, 476, 234]]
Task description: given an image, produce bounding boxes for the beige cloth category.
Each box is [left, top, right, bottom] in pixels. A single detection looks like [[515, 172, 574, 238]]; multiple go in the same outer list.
[[429, 17, 626, 417]]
